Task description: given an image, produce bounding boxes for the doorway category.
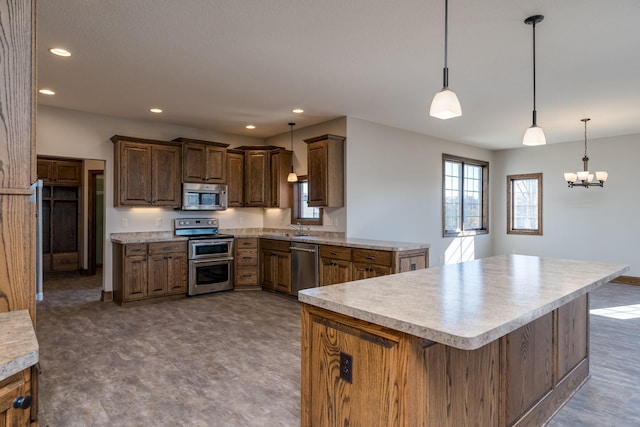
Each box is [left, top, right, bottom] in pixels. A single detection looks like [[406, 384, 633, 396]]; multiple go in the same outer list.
[[87, 170, 104, 276]]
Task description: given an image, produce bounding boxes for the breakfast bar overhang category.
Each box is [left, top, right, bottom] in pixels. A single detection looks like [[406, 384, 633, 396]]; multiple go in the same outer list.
[[299, 254, 628, 426]]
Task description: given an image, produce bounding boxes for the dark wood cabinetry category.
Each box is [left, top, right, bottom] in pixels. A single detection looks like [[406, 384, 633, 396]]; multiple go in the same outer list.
[[259, 239, 291, 294], [235, 238, 259, 289], [174, 137, 229, 184], [113, 241, 187, 306], [351, 248, 392, 280], [234, 146, 293, 207], [304, 134, 345, 208], [244, 149, 270, 207], [227, 150, 245, 207], [0, 368, 32, 426], [111, 136, 181, 207], [319, 245, 352, 286], [269, 149, 292, 208], [37, 158, 81, 185], [37, 157, 83, 273]]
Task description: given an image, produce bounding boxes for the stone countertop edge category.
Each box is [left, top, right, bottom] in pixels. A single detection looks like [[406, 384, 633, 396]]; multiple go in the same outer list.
[[298, 255, 629, 351], [110, 230, 429, 251], [0, 310, 39, 382]]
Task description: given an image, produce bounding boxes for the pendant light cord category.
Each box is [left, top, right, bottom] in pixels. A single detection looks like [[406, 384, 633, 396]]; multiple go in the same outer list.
[[532, 20, 537, 120], [583, 119, 589, 158], [442, 0, 450, 89]]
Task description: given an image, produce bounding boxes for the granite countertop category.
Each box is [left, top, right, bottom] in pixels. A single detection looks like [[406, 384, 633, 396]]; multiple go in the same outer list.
[[298, 254, 629, 350], [0, 310, 39, 382], [110, 230, 429, 251]]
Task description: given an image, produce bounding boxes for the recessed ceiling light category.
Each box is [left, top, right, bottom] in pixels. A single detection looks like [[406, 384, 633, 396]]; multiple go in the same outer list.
[[39, 89, 55, 95], [245, 125, 256, 129], [150, 108, 163, 114], [292, 108, 304, 114], [49, 48, 71, 57]]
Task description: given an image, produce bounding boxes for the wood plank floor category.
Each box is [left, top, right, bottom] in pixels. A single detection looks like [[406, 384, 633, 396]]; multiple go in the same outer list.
[[36, 274, 640, 426]]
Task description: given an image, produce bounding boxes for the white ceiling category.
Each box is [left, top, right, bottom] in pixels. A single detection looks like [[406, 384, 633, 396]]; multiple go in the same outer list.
[[36, 0, 640, 150]]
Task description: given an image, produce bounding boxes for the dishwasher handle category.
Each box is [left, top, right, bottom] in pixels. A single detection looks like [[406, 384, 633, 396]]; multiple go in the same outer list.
[[290, 246, 317, 254]]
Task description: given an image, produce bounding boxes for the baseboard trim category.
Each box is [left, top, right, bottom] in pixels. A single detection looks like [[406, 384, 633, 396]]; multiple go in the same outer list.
[[101, 291, 113, 302], [611, 275, 640, 286]]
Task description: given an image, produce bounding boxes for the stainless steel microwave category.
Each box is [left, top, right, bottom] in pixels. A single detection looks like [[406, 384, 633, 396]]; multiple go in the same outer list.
[[182, 183, 228, 210]]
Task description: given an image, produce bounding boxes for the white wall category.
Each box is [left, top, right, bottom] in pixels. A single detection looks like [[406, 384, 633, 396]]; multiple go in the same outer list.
[[345, 117, 494, 267], [263, 117, 347, 232], [493, 133, 639, 275], [37, 106, 265, 291]]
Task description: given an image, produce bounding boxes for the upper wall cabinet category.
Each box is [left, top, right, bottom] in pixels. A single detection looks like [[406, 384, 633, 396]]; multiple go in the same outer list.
[[304, 134, 345, 208], [269, 149, 292, 208], [227, 149, 245, 207], [173, 137, 229, 184], [37, 157, 82, 185], [235, 146, 293, 208], [111, 135, 182, 207]]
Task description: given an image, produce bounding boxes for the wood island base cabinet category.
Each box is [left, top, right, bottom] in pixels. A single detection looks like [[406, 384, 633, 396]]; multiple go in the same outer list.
[[0, 368, 33, 426], [301, 294, 589, 426]]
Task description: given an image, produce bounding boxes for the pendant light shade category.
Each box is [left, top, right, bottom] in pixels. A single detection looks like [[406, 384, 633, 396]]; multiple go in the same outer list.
[[287, 122, 298, 183], [430, 0, 462, 120], [523, 15, 546, 146]]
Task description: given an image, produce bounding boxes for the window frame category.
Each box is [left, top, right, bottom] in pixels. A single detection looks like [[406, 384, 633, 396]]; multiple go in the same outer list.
[[291, 175, 323, 226], [507, 172, 543, 236], [442, 154, 489, 237]]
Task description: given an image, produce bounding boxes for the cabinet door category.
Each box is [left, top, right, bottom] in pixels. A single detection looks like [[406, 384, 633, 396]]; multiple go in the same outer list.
[[54, 160, 82, 184], [37, 159, 54, 183], [320, 257, 352, 286], [147, 254, 168, 297], [274, 251, 291, 294], [0, 369, 32, 427], [120, 142, 152, 205], [227, 151, 244, 206], [205, 145, 226, 183], [151, 145, 181, 207], [307, 140, 328, 206], [352, 262, 390, 281], [260, 249, 276, 290], [123, 255, 148, 300], [183, 143, 207, 182], [166, 252, 188, 294], [244, 150, 269, 207]]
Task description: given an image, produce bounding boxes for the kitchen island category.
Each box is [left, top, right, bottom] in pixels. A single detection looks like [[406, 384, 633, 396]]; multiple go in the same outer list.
[[298, 254, 628, 426]]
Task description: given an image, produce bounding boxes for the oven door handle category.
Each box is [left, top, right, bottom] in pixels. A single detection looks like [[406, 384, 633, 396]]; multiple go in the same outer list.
[[190, 257, 234, 265]]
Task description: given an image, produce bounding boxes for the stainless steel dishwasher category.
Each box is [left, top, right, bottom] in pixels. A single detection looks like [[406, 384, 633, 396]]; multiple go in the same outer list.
[[290, 241, 319, 294]]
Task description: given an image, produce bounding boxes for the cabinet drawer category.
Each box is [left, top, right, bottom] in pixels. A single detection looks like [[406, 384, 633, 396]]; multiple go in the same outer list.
[[236, 249, 258, 265], [319, 245, 351, 261], [236, 267, 258, 285], [352, 248, 392, 266], [260, 239, 290, 252], [125, 244, 148, 256], [236, 238, 258, 248], [148, 241, 187, 254], [52, 252, 79, 271]]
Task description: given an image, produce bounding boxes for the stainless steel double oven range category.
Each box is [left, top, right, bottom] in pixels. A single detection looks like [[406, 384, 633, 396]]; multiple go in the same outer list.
[[174, 218, 234, 296]]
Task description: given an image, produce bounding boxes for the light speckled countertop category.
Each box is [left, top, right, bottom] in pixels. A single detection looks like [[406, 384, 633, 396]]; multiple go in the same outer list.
[[0, 310, 39, 381], [111, 230, 429, 251], [298, 254, 629, 350]]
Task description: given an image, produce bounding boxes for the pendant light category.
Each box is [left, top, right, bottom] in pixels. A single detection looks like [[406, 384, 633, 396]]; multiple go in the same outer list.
[[429, 0, 462, 120], [523, 15, 546, 146], [563, 118, 608, 188], [287, 122, 298, 183]]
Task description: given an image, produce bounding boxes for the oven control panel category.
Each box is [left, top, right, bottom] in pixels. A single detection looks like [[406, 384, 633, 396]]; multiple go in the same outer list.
[[175, 218, 218, 229]]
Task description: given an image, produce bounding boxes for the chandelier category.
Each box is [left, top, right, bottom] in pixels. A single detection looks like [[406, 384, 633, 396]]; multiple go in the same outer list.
[[563, 118, 608, 188]]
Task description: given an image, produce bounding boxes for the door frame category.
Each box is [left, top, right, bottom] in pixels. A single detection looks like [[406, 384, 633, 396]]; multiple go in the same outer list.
[[87, 169, 104, 275]]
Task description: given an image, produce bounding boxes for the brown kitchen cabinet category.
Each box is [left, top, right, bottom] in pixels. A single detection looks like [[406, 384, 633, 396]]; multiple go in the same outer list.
[[37, 157, 82, 185], [269, 149, 292, 208], [40, 183, 81, 273], [259, 239, 291, 294], [111, 135, 182, 207], [174, 138, 229, 184], [234, 146, 293, 207], [319, 245, 352, 286], [351, 248, 393, 280], [0, 368, 32, 426], [235, 238, 259, 290], [227, 149, 245, 207], [112, 241, 187, 306], [304, 134, 345, 208]]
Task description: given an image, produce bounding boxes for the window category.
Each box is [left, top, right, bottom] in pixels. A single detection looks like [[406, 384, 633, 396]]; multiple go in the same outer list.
[[442, 154, 489, 237], [291, 175, 322, 225], [507, 173, 542, 235]]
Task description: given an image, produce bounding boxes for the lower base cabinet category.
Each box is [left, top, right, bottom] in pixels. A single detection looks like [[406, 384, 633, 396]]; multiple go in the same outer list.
[[0, 368, 32, 426], [235, 238, 259, 290], [113, 241, 187, 306], [259, 239, 291, 294]]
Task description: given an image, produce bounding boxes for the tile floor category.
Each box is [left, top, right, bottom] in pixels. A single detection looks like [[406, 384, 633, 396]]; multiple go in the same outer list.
[[36, 273, 640, 426]]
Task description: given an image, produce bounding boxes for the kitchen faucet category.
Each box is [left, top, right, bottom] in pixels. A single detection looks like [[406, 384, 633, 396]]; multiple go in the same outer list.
[[288, 222, 304, 235]]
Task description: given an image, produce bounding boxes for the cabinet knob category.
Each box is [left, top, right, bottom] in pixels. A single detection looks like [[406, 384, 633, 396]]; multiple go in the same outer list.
[[13, 395, 32, 410]]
